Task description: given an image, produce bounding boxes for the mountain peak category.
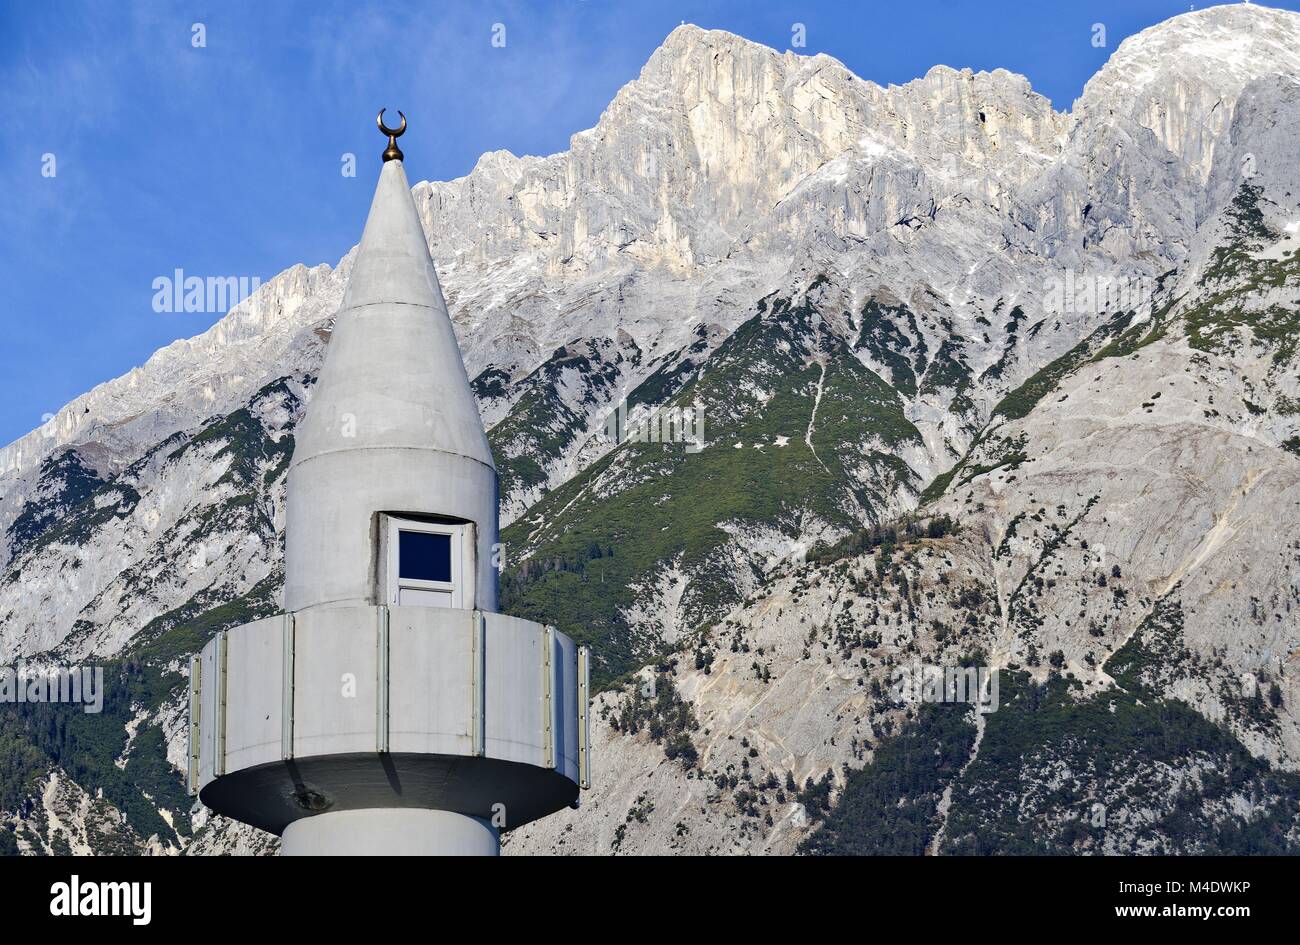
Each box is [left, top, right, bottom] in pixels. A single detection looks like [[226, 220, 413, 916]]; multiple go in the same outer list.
[[651, 22, 767, 63], [1082, 2, 1300, 105], [660, 22, 755, 50], [1076, 3, 1300, 180], [650, 21, 858, 79]]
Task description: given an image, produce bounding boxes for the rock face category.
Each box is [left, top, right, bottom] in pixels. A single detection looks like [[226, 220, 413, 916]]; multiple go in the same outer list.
[[3, 4, 1300, 856]]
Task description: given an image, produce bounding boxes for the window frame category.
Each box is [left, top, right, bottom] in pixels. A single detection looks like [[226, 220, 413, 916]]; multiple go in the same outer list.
[[382, 515, 472, 609]]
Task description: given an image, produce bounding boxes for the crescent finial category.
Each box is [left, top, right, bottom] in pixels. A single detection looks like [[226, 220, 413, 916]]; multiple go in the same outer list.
[[377, 108, 406, 163]]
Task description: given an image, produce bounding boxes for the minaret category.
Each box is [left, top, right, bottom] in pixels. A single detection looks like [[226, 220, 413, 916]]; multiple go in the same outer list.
[[188, 112, 590, 856]]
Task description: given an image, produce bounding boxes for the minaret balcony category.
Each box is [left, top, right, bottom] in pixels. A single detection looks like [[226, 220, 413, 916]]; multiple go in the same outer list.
[[186, 606, 590, 836]]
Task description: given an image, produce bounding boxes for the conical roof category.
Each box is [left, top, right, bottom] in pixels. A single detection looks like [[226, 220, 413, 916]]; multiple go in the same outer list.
[[292, 158, 494, 471]]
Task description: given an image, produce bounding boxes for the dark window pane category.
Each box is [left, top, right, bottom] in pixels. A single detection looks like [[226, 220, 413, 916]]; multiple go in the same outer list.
[[399, 531, 452, 582]]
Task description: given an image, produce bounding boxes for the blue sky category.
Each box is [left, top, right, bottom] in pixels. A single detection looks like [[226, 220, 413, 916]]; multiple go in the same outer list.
[[1, 0, 1296, 446]]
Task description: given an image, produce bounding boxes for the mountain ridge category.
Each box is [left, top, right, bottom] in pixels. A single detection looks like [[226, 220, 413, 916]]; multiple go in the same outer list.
[[11, 4, 1296, 484]]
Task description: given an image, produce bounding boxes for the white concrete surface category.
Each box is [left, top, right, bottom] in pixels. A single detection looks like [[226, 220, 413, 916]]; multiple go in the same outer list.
[[281, 808, 499, 856]]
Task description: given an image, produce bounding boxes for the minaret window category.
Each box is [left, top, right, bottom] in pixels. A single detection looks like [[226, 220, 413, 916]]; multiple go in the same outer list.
[[383, 515, 472, 608], [399, 531, 452, 583]]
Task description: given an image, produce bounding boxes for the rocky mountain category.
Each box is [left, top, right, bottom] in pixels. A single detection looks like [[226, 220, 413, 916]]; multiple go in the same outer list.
[[2, 3, 1300, 855]]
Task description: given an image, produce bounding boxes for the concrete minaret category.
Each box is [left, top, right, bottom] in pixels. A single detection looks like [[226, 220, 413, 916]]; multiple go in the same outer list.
[[188, 112, 590, 856]]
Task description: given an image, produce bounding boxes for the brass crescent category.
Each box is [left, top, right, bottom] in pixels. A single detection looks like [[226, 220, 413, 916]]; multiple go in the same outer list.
[[377, 108, 407, 138]]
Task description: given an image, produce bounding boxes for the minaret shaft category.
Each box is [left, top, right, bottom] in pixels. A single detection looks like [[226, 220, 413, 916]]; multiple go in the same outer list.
[[281, 808, 497, 856]]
